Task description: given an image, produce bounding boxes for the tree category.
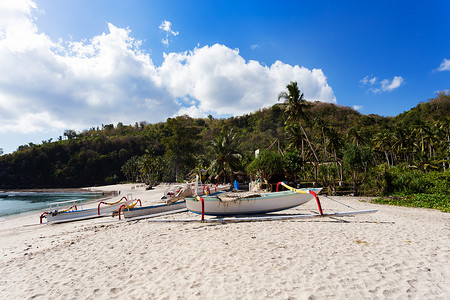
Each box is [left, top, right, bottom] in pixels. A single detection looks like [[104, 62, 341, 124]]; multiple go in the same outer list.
[[278, 81, 309, 125], [162, 116, 200, 181], [207, 128, 242, 182], [247, 150, 284, 190], [139, 151, 155, 186], [343, 144, 373, 195], [283, 150, 303, 184], [373, 129, 395, 166], [0, 148, 3, 156], [278, 81, 318, 162], [64, 130, 77, 140], [347, 126, 367, 146]]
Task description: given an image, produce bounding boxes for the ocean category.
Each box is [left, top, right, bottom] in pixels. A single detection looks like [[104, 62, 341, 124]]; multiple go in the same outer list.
[[0, 191, 102, 219]]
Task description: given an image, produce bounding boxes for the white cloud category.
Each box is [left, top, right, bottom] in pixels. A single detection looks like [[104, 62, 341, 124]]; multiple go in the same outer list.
[[160, 45, 336, 116], [352, 105, 363, 111], [0, 0, 336, 139], [360, 74, 404, 93], [380, 76, 404, 92], [360, 75, 377, 85], [436, 58, 450, 72], [159, 20, 178, 47]]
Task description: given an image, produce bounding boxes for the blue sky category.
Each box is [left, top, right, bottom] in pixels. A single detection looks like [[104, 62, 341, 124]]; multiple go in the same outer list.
[[0, 0, 449, 154]]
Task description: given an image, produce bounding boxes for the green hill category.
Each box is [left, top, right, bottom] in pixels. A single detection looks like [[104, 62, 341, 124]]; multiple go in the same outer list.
[[0, 94, 448, 190]]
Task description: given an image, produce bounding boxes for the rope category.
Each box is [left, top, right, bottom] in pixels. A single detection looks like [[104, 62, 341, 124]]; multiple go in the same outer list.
[[321, 195, 357, 211]]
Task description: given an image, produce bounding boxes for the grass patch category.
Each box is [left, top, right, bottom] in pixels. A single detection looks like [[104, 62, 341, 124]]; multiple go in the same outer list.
[[373, 193, 450, 212]]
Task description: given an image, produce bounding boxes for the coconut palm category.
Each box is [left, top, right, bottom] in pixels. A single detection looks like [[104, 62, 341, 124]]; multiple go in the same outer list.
[[207, 129, 242, 183], [278, 81, 317, 161], [285, 124, 303, 151], [278, 81, 309, 125], [347, 126, 367, 146], [372, 129, 395, 166]]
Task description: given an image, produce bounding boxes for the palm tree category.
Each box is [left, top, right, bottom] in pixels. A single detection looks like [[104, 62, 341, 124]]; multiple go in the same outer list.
[[313, 117, 330, 161], [207, 129, 242, 183], [392, 125, 409, 164], [434, 119, 450, 170], [373, 129, 395, 166], [412, 120, 431, 156], [347, 126, 367, 146], [278, 81, 317, 161], [285, 124, 303, 151], [121, 156, 139, 182], [278, 81, 309, 125], [139, 150, 156, 186]]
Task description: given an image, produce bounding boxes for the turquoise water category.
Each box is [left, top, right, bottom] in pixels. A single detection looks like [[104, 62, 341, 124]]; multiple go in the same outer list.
[[0, 192, 102, 218]]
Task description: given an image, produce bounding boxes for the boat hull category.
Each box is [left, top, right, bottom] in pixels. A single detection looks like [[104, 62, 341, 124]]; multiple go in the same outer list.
[[185, 189, 321, 216], [123, 201, 186, 218]]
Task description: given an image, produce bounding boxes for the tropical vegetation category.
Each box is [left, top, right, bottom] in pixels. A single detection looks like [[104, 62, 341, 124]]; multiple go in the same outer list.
[[0, 84, 448, 211]]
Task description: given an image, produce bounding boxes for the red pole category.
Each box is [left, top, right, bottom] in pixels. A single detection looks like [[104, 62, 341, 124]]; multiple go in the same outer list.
[[276, 182, 282, 192], [98, 202, 105, 215], [118, 204, 125, 220], [200, 197, 205, 221], [310, 191, 323, 215], [40, 212, 47, 224]]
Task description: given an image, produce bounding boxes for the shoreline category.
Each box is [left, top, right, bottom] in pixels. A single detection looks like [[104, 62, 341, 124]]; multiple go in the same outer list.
[[0, 183, 449, 299], [2, 187, 113, 194]]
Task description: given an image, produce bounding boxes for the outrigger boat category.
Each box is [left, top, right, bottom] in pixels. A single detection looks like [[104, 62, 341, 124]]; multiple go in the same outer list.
[[183, 182, 377, 222], [185, 184, 322, 216], [40, 196, 141, 224]]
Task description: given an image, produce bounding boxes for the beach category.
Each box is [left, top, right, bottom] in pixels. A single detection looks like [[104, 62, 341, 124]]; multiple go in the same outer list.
[[0, 184, 449, 299]]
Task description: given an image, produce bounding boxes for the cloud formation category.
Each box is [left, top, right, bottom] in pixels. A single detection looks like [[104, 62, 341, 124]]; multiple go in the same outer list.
[[0, 0, 336, 136], [159, 20, 178, 47], [360, 75, 404, 93], [160, 44, 336, 116], [436, 58, 450, 72]]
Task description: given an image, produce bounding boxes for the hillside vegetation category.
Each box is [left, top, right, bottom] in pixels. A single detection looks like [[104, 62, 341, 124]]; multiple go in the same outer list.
[[0, 88, 448, 210]]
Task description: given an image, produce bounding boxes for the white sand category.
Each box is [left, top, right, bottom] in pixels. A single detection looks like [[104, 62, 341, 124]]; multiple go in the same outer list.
[[0, 183, 449, 299]]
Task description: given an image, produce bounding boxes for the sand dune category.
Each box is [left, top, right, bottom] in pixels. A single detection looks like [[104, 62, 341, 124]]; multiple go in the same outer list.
[[0, 184, 449, 299]]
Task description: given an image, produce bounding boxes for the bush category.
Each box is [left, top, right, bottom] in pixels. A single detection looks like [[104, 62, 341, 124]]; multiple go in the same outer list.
[[247, 150, 284, 187], [372, 167, 450, 212], [373, 193, 450, 212]]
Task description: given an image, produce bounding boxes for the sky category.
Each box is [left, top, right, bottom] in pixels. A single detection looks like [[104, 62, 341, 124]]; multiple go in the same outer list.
[[0, 0, 449, 154]]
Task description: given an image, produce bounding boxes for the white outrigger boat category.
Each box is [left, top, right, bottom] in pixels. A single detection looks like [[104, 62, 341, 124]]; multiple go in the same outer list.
[[185, 186, 322, 216], [181, 182, 377, 222], [40, 196, 141, 224]]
